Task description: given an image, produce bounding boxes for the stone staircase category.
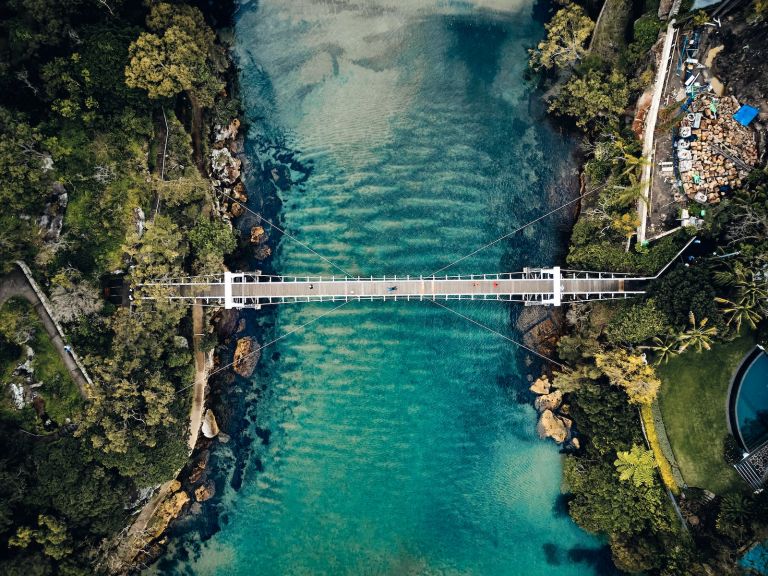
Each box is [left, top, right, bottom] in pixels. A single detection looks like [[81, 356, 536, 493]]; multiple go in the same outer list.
[[734, 439, 768, 491]]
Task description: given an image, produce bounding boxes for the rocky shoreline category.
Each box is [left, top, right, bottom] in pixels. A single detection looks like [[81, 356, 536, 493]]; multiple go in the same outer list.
[[106, 8, 289, 569]]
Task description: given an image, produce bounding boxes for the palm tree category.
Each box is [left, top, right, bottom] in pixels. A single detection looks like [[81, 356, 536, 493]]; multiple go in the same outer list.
[[607, 175, 649, 210], [714, 297, 762, 333], [677, 312, 718, 353], [716, 492, 754, 542], [646, 333, 679, 365], [612, 138, 650, 180], [614, 444, 657, 488], [735, 276, 768, 311]]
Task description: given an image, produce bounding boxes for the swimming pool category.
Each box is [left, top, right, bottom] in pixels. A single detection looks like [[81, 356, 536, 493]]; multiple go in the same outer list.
[[730, 347, 768, 452]]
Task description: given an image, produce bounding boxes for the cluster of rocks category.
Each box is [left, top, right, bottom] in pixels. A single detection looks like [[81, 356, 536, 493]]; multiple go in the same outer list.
[[679, 95, 758, 203], [249, 225, 271, 261], [210, 118, 245, 222], [531, 374, 579, 450], [38, 182, 68, 244]]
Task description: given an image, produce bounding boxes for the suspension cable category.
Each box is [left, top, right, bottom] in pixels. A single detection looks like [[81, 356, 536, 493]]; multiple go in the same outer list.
[[430, 300, 565, 368], [218, 189, 354, 278], [175, 300, 349, 395], [429, 182, 608, 276]]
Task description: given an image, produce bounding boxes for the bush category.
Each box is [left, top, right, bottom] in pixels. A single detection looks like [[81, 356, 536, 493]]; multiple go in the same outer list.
[[606, 299, 671, 344], [651, 266, 723, 330], [641, 404, 680, 494]]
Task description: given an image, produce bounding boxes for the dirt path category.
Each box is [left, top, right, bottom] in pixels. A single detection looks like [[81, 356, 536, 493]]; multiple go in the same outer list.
[[0, 266, 90, 398], [188, 302, 209, 451]]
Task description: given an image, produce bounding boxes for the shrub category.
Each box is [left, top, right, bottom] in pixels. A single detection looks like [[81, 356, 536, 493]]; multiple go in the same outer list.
[[641, 404, 680, 494]]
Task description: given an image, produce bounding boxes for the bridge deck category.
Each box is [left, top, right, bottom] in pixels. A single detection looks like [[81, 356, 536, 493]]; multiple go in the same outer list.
[[154, 273, 640, 308]]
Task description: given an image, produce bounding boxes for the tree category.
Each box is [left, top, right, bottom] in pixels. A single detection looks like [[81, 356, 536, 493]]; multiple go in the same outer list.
[[716, 492, 754, 542], [595, 349, 661, 405], [651, 267, 722, 330], [549, 68, 630, 132], [611, 212, 640, 238], [646, 333, 679, 365], [529, 5, 594, 70], [49, 269, 103, 324], [188, 216, 236, 260], [125, 3, 222, 108], [125, 28, 205, 100], [715, 296, 763, 333], [614, 444, 657, 488], [9, 515, 73, 561], [677, 311, 717, 353]]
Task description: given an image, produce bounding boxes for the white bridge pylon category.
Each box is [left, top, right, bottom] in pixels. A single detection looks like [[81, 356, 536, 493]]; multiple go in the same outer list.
[[142, 267, 647, 309]]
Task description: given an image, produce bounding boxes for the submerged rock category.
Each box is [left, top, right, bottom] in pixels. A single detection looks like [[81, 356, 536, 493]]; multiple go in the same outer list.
[[188, 451, 210, 484], [194, 481, 215, 502], [249, 225, 267, 244]]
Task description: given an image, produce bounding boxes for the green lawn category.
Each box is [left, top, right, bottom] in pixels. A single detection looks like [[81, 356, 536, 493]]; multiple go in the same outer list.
[[0, 297, 84, 430], [656, 333, 756, 494]]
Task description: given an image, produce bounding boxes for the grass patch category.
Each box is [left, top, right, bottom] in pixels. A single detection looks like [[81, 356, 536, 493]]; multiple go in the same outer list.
[[0, 298, 84, 431], [656, 333, 756, 494], [590, 0, 632, 64]]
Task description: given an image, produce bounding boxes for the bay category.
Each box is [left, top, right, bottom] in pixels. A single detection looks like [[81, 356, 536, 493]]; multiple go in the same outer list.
[[151, 1, 613, 574]]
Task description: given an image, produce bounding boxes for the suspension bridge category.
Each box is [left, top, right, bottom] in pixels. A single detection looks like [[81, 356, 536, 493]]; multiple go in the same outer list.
[[140, 267, 649, 309]]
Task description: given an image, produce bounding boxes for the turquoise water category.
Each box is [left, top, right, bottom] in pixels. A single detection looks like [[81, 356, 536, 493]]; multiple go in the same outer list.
[[152, 1, 612, 574], [736, 349, 768, 451], [742, 541, 768, 575]]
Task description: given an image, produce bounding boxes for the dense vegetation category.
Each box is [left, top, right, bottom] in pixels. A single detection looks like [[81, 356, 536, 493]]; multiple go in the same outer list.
[[0, 1, 237, 573], [533, 0, 768, 573]]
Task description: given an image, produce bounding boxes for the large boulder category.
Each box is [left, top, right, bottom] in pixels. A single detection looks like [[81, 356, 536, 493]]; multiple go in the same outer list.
[[201, 409, 220, 439], [537, 409, 568, 444], [529, 375, 550, 395], [194, 481, 215, 502], [232, 336, 260, 377], [534, 390, 563, 413]]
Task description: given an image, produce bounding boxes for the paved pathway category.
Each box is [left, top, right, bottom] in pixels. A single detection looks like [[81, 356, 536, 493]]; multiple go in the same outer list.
[[187, 302, 210, 452], [0, 267, 90, 398]]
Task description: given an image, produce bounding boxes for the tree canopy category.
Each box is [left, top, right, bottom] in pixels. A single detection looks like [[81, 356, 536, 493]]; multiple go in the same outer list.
[[529, 4, 594, 71]]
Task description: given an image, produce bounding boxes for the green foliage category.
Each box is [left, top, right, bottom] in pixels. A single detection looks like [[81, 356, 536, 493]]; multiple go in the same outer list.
[[605, 299, 671, 344], [10, 515, 73, 561], [716, 492, 754, 542], [565, 456, 672, 536], [125, 3, 222, 107], [549, 68, 630, 133], [529, 5, 594, 71], [615, 444, 657, 488], [567, 226, 684, 275], [595, 348, 662, 405], [651, 267, 723, 330], [622, 14, 663, 71]]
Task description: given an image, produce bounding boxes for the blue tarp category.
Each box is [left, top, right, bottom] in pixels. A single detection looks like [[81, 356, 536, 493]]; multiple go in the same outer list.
[[733, 104, 759, 127]]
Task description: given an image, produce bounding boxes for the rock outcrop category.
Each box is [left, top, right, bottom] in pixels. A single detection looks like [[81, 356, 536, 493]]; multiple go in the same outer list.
[[534, 390, 563, 413], [529, 375, 550, 395], [537, 409, 568, 444], [232, 336, 260, 377], [38, 182, 68, 243], [147, 486, 190, 540], [201, 409, 220, 439], [194, 481, 215, 502]]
